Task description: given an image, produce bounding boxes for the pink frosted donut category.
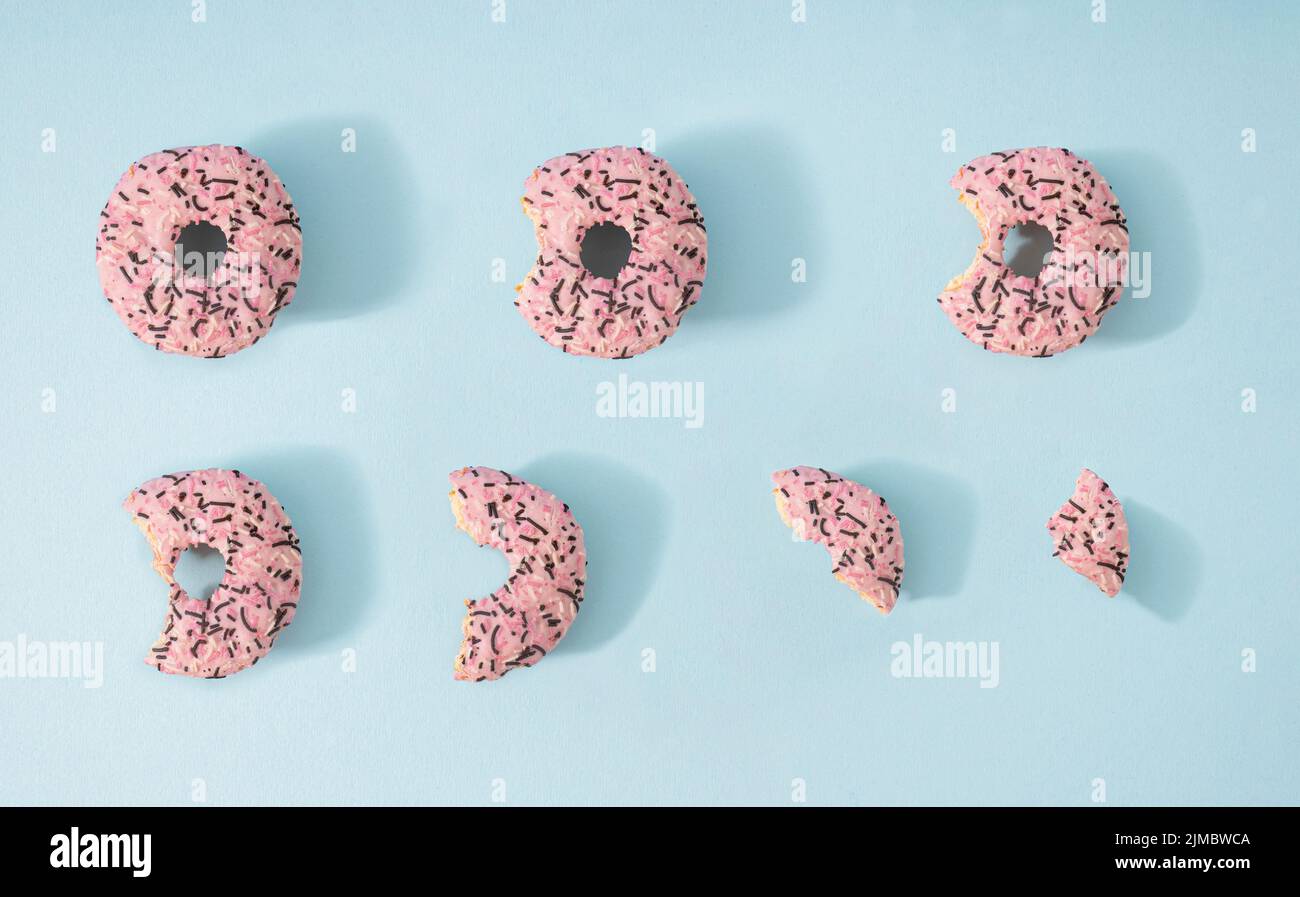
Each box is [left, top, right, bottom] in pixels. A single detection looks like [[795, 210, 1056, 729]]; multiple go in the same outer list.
[[517, 146, 707, 358], [1046, 468, 1130, 597], [96, 145, 302, 357], [125, 468, 302, 677], [448, 467, 586, 681], [771, 467, 905, 614], [938, 147, 1128, 356]]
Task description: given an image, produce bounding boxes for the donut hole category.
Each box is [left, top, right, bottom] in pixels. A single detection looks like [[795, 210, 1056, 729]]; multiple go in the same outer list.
[[1004, 221, 1054, 278], [579, 222, 633, 279], [175, 221, 228, 280], [173, 544, 226, 602]]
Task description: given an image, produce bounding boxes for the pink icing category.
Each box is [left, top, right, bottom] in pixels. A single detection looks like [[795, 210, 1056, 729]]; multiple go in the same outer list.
[[1046, 468, 1129, 597], [448, 467, 586, 681], [96, 145, 302, 357], [516, 146, 707, 358], [938, 147, 1128, 356], [124, 468, 302, 677], [771, 467, 904, 614]]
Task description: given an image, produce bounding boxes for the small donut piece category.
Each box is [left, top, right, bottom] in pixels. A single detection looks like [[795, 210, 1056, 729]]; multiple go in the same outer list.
[[96, 145, 302, 357], [1046, 468, 1129, 597], [517, 146, 707, 358], [124, 469, 302, 677], [771, 467, 904, 614], [938, 147, 1128, 356], [448, 467, 586, 681]]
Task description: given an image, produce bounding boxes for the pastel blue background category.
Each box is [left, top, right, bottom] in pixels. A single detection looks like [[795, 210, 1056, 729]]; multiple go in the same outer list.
[[1, 0, 1296, 806]]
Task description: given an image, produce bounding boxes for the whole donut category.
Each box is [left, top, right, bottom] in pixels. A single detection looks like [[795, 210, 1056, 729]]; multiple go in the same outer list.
[[96, 145, 302, 357], [448, 466, 586, 681], [125, 468, 302, 677], [517, 146, 707, 358], [938, 147, 1128, 357]]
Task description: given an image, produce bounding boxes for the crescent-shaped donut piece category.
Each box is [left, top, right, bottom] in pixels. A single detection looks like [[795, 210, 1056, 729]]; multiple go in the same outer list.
[[772, 467, 904, 614], [124, 468, 302, 677], [1046, 468, 1129, 596], [448, 467, 586, 681]]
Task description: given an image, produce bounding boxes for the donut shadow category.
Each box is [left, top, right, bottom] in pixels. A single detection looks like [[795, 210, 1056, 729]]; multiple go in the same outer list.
[[250, 116, 419, 323], [516, 452, 670, 654], [1087, 150, 1202, 346], [668, 124, 821, 327], [840, 461, 978, 602], [1118, 499, 1200, 623], [232, 447, 377, 655]]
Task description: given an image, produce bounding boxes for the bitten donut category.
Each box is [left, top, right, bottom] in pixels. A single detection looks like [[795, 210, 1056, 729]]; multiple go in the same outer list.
[[1046, 468, 1129, 596], [449, 467, 587, 676], [938, 147, 1128, 356], [96, 145, 302, 357], [517, 146, 707, 358], [772, 467, 905, 614], [448, 467, 586, 681], [125, 468, 301, 677]]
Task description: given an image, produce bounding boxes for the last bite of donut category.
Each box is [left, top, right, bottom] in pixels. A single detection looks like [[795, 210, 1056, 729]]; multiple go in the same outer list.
[[1046, 468, 1130, 597]]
